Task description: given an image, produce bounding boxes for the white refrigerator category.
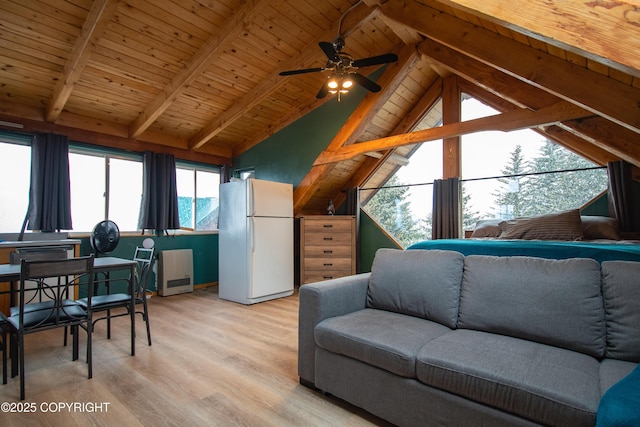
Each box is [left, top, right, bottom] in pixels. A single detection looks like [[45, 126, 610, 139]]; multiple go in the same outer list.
[[218, 178, 294, 304]]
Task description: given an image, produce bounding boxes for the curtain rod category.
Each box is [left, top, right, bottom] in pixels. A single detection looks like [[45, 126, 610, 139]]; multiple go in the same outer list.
[[359, 165, 606, 192]]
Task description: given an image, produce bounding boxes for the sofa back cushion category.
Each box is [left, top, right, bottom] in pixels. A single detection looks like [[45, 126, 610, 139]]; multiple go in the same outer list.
[[458, 255, 605, 358], [601, 261, 640, 362], [367, 249, 464, 328]]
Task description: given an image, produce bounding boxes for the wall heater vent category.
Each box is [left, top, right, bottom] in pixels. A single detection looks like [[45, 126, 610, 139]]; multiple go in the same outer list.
[[158, 249, 193, 296]]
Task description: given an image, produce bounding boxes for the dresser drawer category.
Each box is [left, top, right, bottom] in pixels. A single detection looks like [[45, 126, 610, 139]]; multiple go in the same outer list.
[[304, 271, 353, 283], [304, 257, 353, 271], [304, 232, 353, 246], [303, 245, 352, 258], [303, 219, 353, 233]]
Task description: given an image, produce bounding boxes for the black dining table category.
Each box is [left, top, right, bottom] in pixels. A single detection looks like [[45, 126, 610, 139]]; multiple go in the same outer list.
[[0, 256, 138, 355]]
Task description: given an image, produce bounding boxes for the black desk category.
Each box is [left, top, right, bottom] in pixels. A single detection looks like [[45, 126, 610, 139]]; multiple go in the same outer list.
[[0, 256, 138, 356]]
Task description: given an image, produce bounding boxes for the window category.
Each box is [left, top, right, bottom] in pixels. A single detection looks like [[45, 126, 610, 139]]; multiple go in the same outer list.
[[1, 136, 221, 233], [460, 96, 607, 229], [176, 163, 220, 230], [69, 149, 143, 232], [0, 139, 30, 233]]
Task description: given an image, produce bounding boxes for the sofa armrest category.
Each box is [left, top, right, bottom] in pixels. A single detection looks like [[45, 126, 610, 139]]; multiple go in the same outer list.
[[298, 273, 371, 385]]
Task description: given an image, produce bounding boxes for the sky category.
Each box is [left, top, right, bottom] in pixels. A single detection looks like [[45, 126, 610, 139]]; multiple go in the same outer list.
[[394, 98, 546, 221]]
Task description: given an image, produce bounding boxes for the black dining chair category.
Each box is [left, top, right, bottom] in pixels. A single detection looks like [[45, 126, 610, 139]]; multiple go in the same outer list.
[[76, 247, 154, 348], [0, 312, 7, 385], [7, 255, 95, 400]]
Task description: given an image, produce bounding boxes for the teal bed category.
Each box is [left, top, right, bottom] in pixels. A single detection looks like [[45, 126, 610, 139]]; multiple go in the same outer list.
[[407, 239, 640, 263]]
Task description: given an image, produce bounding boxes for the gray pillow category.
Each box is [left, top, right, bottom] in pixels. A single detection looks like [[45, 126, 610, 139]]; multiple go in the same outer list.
[[458, 255, 605, 358], [601, 261, 640, 362], [470, 219, 502, 238], [581, 216, 621, 240], [367, 249, 464, 328]]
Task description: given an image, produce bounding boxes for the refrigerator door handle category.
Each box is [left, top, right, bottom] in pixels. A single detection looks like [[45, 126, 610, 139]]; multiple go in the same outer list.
[[249, 180, 256, 217], [250, 219, 255, 253]]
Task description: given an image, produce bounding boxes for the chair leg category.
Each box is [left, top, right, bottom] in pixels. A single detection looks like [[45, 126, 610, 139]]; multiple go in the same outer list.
[[86, 321, 92, 379], [142, 299, 152, 346], [18, 333, 25, 400], [71, 325, 79, 361], [10, 332, 18, 378], [1, 328, 6, 385], [106, 309, 111, 339]]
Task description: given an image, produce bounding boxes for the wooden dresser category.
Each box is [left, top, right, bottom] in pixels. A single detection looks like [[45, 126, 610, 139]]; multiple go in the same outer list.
[[299, 215, 356, 285]]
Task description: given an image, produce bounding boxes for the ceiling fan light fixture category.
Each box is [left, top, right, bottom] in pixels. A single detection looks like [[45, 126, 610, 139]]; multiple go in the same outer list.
[[342, 78, 353, 89], [327, 78, 339, 89]]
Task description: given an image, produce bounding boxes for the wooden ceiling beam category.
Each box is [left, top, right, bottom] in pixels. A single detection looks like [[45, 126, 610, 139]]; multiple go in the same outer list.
[[418, 38, 559, 110], [458, 81, 616, 166], [436, 0, 640, 78], [128, 0, 271, 139], [555, 117, 640, 168], [294, 43, 421, 213], [431, 41, 640, 168], [45, 0, 118, 123], [378, 0, 640, 134], [188, 2, 378, 151], [335, 76, 444, 208], [314, 100, 593, 165]]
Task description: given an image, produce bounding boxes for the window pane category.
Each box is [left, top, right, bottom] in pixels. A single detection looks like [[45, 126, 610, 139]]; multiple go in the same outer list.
[[176, 168, 195, 229], [195, 170, 219, 230], [69, 153, 106, 232], [0, 142, 30, 232], [460, 96, 607, 227], [108, 158, 142, 231]]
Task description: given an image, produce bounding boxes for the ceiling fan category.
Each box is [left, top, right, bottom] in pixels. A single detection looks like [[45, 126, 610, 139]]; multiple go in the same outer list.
[[279, 35, 398, 101]]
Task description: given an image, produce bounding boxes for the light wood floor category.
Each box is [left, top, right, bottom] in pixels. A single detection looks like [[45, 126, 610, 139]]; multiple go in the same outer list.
[[0, 287, 390, 426]]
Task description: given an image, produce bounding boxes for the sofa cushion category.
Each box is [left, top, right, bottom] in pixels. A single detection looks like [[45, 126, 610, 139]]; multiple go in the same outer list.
[[458, 255, 606, 358], [596, 364, 640, 427], [601, 261, 640, 362], [315, 308, 451, 378], [367, 249, 464, 328], [599, 358, 638, 396], [416, 329, 601, 427]]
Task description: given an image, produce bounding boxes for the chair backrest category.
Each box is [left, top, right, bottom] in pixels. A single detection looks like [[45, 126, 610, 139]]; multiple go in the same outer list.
[[17, 255, 95, 331], [133, 247, 154, 297]]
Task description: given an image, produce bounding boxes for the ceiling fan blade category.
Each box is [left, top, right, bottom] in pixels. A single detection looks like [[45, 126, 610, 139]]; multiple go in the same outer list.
[[279, 67, 325, 76], [352, 53, 399, 68], [351, 73, 381, 93], [319, 41, 340, 62], [316, 83, 330, 99]]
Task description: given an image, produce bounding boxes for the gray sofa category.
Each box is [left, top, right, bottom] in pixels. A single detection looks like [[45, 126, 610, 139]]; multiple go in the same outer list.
[[298, 249, 640, 427]]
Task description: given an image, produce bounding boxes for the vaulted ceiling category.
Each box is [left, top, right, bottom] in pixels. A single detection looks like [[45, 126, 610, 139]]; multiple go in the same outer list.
[[1, 0, 639, 215]]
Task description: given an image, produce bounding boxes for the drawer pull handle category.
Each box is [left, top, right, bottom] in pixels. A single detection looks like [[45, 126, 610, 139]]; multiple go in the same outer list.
[[323, 224, 333, 228], [323, 263, 333, 267], [323, 276, 333, 279], [323, 237, 333, 241], [323, 250, 333, 254]]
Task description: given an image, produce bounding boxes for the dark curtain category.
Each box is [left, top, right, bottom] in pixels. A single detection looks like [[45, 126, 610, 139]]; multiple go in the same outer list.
[[345, 187, 360, 273], [138, 151, 180, 235], [220, 164, 231, 184], [432, 177, 461, 240], [23, 133, 72, 233], [607, 160, 636, 232]]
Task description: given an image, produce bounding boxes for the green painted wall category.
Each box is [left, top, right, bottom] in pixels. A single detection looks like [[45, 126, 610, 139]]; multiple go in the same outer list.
[[78, 233, 218, 291], [359, 210, 402, 272], [232, 74, 379, 186]]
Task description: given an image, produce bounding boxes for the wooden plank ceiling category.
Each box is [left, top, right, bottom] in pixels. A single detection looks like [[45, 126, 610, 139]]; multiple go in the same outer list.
[[1, 0, 639, 215]]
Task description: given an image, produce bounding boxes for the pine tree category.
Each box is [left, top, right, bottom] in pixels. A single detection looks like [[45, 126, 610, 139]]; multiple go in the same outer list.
[[493, 140, 608, 217], [364, 176, 428, 247], [492, 145, 530, 218], [461, 182, 482, 230]]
